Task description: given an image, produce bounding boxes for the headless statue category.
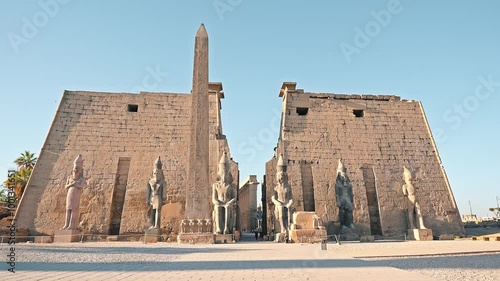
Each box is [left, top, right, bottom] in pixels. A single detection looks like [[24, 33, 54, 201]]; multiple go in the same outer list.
[[147, 157, 166, 229], [402, 166, 426, 229], [61, 154, 84, 230], [212, 152, 236, 234], [271, 154, 293, 233]]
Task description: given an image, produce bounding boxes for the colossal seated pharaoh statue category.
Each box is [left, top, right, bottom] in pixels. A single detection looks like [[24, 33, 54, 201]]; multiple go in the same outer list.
[[271, 154, 293, 234], [61, 154, 84, 230], [147, 157, 167, 229], [212, 152, 236, 234]]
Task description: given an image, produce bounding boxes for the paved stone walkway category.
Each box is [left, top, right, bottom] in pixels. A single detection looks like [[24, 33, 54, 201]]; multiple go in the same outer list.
[[2, 239, 440, 281]]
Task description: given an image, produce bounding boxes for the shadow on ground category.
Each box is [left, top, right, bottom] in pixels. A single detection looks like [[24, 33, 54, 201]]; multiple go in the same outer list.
[[18, 246, 238, 255], [17, 259, 374, 272], [363, 253, 500, 270]]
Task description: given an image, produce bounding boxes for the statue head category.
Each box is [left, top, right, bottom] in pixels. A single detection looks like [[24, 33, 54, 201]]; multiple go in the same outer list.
[[276, 153, 287, 173], [217, 152, 232, 183], [152, 156, 164, 180], [276, 170, 288, 186], [403, 166, 413, 184]]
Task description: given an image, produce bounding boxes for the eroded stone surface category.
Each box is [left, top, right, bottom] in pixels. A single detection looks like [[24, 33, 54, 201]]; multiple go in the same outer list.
[[264, 84, 464, 239], [15, 25, 239, 242]]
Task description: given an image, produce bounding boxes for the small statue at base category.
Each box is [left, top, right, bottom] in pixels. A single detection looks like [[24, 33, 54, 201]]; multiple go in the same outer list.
[[271, 154, 293, 233], [402, 166, 426, 229], [147, 157, 166, 229], [212, 152, 236, 234], [61, 154, 84, 230], [335, 160, 355, 229]]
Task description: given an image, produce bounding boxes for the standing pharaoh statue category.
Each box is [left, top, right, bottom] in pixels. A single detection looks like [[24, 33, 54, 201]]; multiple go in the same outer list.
[[61, 154, 84, 230], [212, 152, 236, 234], [255, 204, 263, 231], [271, 154, 293, 233], [147, 157, 167, 229], [402, 166, 426, 230], [335, 160, 355, 229]]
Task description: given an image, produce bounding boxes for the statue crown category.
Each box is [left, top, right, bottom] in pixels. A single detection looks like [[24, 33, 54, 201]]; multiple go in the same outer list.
[[337, 159, 347, 174], [277, 153, 286, 167], [73, 154, 83, 168], [219, 152, 229, 165], [154, 156, 162, 169], [403, 166, 412, 181]]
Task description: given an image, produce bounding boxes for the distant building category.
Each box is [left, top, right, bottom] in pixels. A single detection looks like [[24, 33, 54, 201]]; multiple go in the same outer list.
[[462, 214, 479, 222], [239, 176, 259, 232]]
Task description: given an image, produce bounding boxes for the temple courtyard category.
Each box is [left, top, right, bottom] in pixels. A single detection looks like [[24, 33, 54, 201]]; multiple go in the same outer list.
[[4, 234, 500, 280]]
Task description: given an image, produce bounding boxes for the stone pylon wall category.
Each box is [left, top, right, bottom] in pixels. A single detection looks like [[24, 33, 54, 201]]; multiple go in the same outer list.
[[16, 89, 237, 236], [266, 86, 464, 237]]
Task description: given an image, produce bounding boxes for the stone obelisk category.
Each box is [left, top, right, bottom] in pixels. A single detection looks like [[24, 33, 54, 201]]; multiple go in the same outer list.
[[186, 24, 210, 220]]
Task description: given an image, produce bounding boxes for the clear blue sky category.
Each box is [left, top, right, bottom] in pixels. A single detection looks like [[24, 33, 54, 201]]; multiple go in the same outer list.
[[1, 0, 499, 217]]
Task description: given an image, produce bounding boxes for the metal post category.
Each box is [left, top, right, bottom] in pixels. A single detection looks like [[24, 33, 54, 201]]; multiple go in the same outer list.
[[321, 239, 327, 250]]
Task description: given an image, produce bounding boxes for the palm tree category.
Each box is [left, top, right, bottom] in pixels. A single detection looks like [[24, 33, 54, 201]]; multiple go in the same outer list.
[[3, 151, 38, 201], [13, 168, 32, 199], [2, 168, 32, 200], [15, 150, 38, 170]]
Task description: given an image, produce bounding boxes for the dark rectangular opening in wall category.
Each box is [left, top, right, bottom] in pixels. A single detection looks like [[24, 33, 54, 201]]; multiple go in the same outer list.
[[301, 163, 315, 212], [353, 110, 364, 117], [362, 164, 382, 236], [109, 157, 131, 235], [296, 107, 309, 115], [127, 104, 138, 112]]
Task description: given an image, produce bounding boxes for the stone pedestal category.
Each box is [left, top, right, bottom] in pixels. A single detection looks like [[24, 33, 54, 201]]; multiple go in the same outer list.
[[338, 227, 359, 241], [360, 235, 375, 242], [233, 230, 241, 242], [34, 236, 53, 243], [438, 234, 455, 240], [214, 234, 234, 244], [144, 228, 160, 243], [287, 211, 327, 243], [107, 235, 119, 242], [274, 232, 288, 243], [290, 229, 327, 243], [54, 229, 81, 243], [407, 229, 433, 241], [177, 233, 214, 244]]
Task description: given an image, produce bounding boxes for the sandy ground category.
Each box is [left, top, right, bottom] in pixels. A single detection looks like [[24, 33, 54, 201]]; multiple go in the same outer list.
[[1, 236, 499, 281]]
